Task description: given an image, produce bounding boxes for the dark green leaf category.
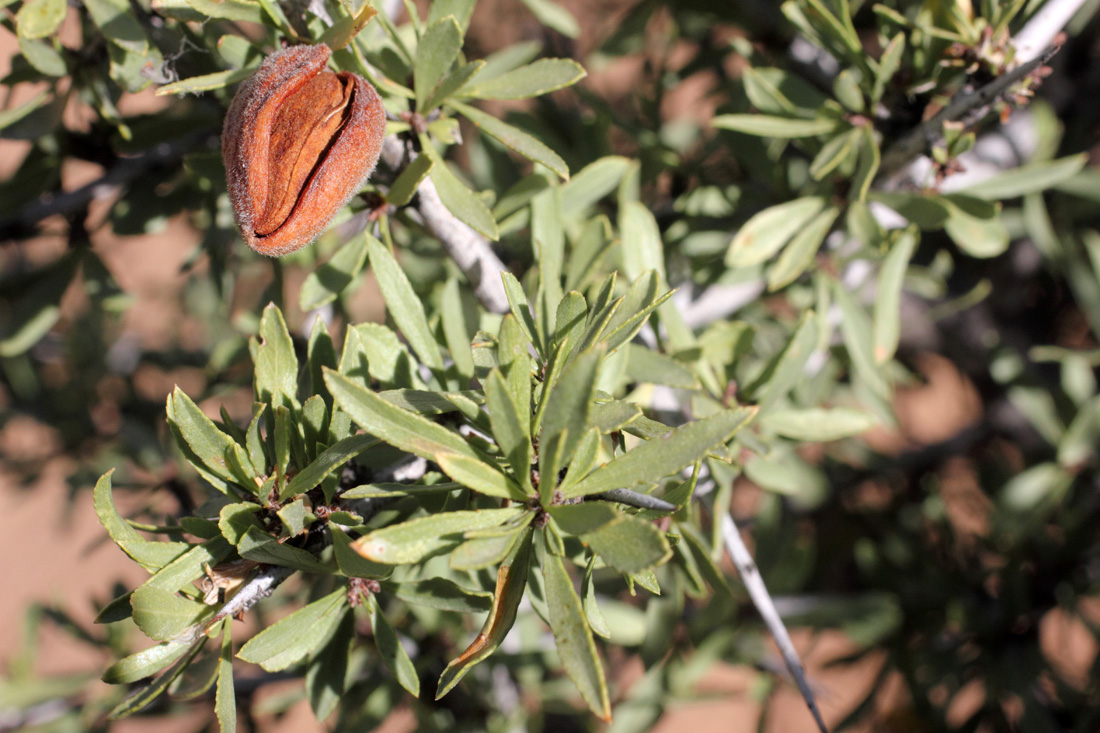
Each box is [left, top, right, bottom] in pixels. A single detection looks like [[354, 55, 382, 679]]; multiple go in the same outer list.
[[238, 590, 348, 672]]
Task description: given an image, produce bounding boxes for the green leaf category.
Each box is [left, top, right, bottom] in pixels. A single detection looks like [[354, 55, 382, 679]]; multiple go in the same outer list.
[[390, 578, 493, 613], [436, 452, 530, 500], [519, 0, 579, 37], [767, 206, 839, 290], [139, 537, 232, 593], [549, 502, 618, 535], [559, 156, 631, 214], [216, 625, 236, 732], [238, 590, 347, 672], [463, 58, 586, 99], [352, 508, 524, 564], [219, 503, 263, 545], [238, 527, 332, 574], [564, 408, 756, 498], [760, 407, 876, 441], [103, 642, 190, 684], [424, 60, 485, 112], [325, 369, 476, 460], [712, 114, 839, 138], [93, 471, 189, 572], [451, 524, 530, 571], [300, 236, 369, 311], [283, 434, 375, 500], [585, 515, 672, 574], [107, 640, 205, 719], [305, 611, 351, 721], [1057, 395, 1100, 469], [379, 389, 480, 417], [832, 68, 864, 113], [833, 282, 891, 400], [168, 388, 253, 489], [753, 311, 819, 410], [541, 539, 611, 721], [873, 33, 905, 103], [437, 528, 533, 698], [83, 0, 147, 52], [539, 348, 601, 501], [742, 66, 829, 117], [251, 304, 299, 410], [131, 586, 211, 642], [809, 127, 859, 180], [582, 559, 609, 638], [19, 37, 67, 76], [872, 229, 918, 364], [415, 16, 463, 111], [624, 344, 696, 388], [619, 202, 665, 283], [942, 196, 1009, 258], [727, 197, 827, 268], [960, 154, 1087, 200], [450, 101, 569, 180], [420, 136, 500, 240], [182, 0, 263, 22], [387, 153, 434, 207], [331, 525, 391, 579], [361, 594, 420, 696], [851, 125, 880, 201], [441, 278, 475, 381], [500, 272, 542, 353], [484, 368, 534, 493], [367, 236, 444, 370], [16, 0, 66, 39], [156, 68, 255, 96]]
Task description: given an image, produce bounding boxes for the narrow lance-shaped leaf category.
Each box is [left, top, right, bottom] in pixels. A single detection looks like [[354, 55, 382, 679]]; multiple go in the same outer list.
[[463, 58, 586, 100], [238, 527, 332, 574], [450, 100, 569, 180], [251, 303, 299, 410], [415, 16, 463, 111], [93, 470, 189, 572], [107, 639, 206, 719], [419, 134, 500, 240], [325, 368, 475, 460], [873, 229, 918, 364], [282, 434, 376, 499], [352, 508, 525, 565], [437, 527, 533, 698], [367, 234, 444, 370], [541, 535, 611, 721], [539, 348, 601, 502], [216, 622, 236, 733], [363, 593, 420, 696], [238, 590, 348, 672], [727, 197, 826, 268], [564, 408, 757, 498], [713, 114, 840, 138], [299, 236, 369, 311]]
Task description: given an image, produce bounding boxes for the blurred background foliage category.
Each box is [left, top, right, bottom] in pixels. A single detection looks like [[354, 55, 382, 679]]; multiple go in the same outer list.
[[2, 0, 1100, 731]]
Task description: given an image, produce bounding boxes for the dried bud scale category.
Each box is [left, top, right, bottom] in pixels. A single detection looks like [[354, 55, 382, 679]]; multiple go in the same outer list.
[[222, 43, 386, 256]]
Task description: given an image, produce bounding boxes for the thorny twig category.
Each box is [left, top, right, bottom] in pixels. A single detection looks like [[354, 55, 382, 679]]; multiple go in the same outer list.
[[878, 45, 1061, 180], [719, 511, 829, 733], [379, 136, 510, 313], [586, 488, 676, 512]]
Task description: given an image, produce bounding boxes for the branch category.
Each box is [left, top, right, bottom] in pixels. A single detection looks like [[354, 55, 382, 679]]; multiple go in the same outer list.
[[379, 136, 510, 314], [878, 45, 1060, 179], [720, 512, 829, 733], [0, 131, 214, 240], [585, 488, 676, 512], [1013, 0, 1088, 64]]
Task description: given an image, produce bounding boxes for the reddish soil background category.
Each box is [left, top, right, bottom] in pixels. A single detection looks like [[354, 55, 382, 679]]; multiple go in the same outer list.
[[2, 2, 1097, 731]]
